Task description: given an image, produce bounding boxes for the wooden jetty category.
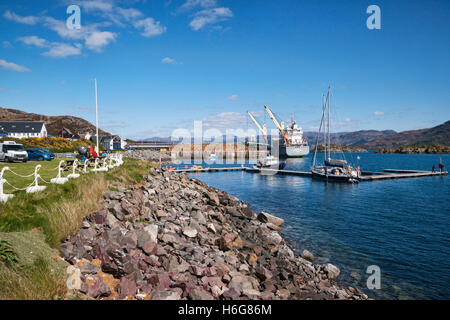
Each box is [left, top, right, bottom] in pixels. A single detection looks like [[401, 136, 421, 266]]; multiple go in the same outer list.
[[173, 167, 245, 173], [359, 169, 447, 181], [172, 166, 447, 181]]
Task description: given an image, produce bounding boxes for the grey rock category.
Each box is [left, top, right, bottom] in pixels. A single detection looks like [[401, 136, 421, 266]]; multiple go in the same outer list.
[[257, 212, 284, 226], [189, 288, 214, 300], [182, 226, 198, 238], [324, 263, 340, 280], [301, 249, 315, 262]]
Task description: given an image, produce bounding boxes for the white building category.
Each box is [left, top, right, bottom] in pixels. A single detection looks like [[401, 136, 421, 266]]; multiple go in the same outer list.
[[0, 121, 48, 138], [91, 135, 126, 151]]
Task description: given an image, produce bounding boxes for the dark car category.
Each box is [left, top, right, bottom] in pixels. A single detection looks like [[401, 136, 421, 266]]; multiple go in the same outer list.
[[26, 148, 55, 161]]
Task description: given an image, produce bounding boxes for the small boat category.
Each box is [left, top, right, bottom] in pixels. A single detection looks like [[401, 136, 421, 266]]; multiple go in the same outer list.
[[254, 153, 286, 170], [208, 153, 218, 161], [310, 87, 360, 183]]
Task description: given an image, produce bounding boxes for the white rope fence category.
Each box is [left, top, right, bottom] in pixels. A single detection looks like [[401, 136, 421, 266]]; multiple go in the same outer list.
[[0, 154, 123, 203]]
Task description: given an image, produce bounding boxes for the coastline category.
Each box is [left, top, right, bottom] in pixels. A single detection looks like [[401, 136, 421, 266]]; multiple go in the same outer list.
[[60, 157, 369, 300]]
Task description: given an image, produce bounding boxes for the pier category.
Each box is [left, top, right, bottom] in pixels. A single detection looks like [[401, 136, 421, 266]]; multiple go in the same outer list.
[[172, 166, 447, 181]]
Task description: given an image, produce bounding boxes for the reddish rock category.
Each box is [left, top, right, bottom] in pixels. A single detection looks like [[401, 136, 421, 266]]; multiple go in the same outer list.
[[87, 275, 111, 298], [189, 288, 214, 300], [93, 210, 108, 225], [255, 266, 273, 281], [141, 241, 158, 255], [117, 277, 137, 298], [247, 253, 258, 267], [222, 288, 240, 300], [121, 199, 139, 216], [189, 265, 205, 277]]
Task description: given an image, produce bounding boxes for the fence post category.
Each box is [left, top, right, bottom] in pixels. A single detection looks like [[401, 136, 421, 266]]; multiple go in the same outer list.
[[51, 160, 69, 184], [67, 159, 80, 178], [83, 159, 89, 173], [26, 165, 47, 193], [102, 157, 109, 171], [0, 167, 14, 202]]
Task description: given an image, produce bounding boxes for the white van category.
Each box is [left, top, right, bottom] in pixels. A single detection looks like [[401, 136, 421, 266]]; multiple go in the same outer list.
[[0, 141, 28, 162]]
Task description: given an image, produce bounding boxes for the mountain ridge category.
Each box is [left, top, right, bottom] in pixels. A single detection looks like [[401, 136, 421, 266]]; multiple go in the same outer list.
[[0, 107, 110, 137]]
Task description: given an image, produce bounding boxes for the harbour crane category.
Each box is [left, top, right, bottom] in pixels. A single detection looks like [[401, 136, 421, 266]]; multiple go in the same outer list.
[[247, 110, 268, 145], [264, 104, 288, 143], [264, 105, 285, 131]]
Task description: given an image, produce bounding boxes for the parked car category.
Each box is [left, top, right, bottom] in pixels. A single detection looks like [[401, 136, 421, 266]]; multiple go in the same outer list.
[[26, 148, 55, 161], [0, 141, 28, 162]]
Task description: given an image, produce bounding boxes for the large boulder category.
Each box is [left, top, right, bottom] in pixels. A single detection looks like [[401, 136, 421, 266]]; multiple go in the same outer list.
[[324, 263, 340, 280], [257, 212, 284, 226]]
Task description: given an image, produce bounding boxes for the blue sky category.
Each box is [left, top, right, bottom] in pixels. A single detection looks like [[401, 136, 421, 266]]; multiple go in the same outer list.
[[0, 0, 449, 139]]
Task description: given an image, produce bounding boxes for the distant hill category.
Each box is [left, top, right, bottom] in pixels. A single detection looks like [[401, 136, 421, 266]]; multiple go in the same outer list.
[[304, 130, 397, 146], [359, 121, 450, 149], [0, 107, 110, 137]]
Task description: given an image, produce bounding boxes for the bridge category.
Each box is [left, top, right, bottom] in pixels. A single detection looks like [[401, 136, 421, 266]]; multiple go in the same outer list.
[[127, 141, 174, 150]]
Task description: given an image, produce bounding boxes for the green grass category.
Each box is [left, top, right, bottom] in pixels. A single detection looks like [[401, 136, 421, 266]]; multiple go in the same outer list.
[[0, 158, 154, 246], [0, 157, 155, 299], [0, 239, 17, 265], [0, 158, 76, 194], [0, 231, 67, 300]]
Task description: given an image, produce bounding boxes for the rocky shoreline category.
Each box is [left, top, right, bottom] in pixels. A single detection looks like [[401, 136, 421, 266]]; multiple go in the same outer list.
[[61, 164, 368, 300], [376, 145, 450, 154]]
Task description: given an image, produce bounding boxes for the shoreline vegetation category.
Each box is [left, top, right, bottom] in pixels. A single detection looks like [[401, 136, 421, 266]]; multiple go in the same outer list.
[[0, 158, 153, 299], [0, 137, 92, 153], [375, 143, 450, 154], [0, 152, 368, 300]]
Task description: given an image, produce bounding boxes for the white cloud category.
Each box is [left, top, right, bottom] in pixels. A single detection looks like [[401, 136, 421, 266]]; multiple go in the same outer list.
[[74, 1, 164, 37], [179, 0, 218, 11], [42, 43, 83, 58], [134, 18, 166, 37], [43, 17, 116, 53], [227, 94, 240, 101], [16, 34, 83, 58], [161, 57, 181, 65], [75, 0, 114, 13], [0, 59, 31, 72], [117, 7, 144, 22], [85, 31, 116, 52], [43, 17, 89, 40], [3, 10, 39, 25], [17, 36, 49, 48], [189, 7, 233, 31], [202, 112, 247, 130], [374, 111, 384, 116], [2, 41, 13, 48], [332, 117, 358, 130]]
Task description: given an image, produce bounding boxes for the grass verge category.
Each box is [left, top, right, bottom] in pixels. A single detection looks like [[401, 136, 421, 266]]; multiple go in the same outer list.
[[0, 158, 154, 299]]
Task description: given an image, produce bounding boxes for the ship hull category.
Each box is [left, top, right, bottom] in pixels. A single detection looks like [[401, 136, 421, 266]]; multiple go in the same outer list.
[[280, 144, 310, 158]]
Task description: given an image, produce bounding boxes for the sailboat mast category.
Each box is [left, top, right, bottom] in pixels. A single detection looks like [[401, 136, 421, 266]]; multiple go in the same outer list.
[[327, 86, 331, 159], [94, 78, 99, 155], [323, 94, 327, 163]]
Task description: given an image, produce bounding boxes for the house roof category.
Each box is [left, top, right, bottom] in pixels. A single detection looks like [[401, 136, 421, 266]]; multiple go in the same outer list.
[[91, 135, 122, 143], [61, 127, 73, 135], [0, 121, 45, 133]]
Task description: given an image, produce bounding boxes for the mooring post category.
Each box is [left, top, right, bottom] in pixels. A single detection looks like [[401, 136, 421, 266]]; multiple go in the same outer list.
[[26, 165, 47, 193], [0, 167, 14, 202], [67, 159, 80, 178], [50, 161, 68, 184]]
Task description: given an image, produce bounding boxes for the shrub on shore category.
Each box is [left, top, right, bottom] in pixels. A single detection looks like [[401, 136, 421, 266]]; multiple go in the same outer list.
[[0, 137, 92, 153]]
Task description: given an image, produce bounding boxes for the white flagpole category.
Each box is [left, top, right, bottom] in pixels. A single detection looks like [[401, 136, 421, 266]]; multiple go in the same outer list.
[[94, 78, 99, 155]]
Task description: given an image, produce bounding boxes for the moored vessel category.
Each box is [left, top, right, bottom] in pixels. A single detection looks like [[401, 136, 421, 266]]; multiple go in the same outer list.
[[310, 87, 360, 183]]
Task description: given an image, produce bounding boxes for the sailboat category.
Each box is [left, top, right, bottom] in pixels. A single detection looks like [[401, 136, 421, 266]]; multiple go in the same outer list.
[[310, 87, 360, 183]]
